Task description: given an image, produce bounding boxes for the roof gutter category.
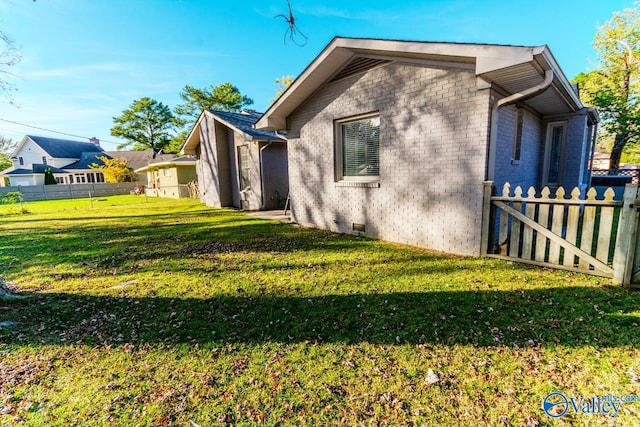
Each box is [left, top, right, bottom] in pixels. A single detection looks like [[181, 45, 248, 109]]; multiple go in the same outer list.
[[486, 69, 554, 181]]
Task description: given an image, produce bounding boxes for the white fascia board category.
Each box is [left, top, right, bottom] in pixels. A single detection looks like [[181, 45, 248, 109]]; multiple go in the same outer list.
[[180, 110, 208, 155], [256, 40, 354, 130], [256, 37, 550, 130], [535, 47, 583, 110], [136, 160, 197, 173], [10, 136, 37, 158]]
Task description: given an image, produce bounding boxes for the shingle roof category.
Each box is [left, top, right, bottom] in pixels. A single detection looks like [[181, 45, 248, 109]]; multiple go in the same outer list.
[[4, 164, 67, 175], [64, 152, 111, 170], [209, 111, 285, 141], [4, 168, 34, 175], [28, 135, 104, 158], [33, 164, 67, 173], [105, 149, 175, 170]]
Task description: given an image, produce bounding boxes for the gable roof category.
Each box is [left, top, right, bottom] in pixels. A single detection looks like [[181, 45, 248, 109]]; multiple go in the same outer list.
[[256, 37, 592, 130], [181, 110, 285, 155], [210, 111, 286, 141], [21, 135, 104, 159]]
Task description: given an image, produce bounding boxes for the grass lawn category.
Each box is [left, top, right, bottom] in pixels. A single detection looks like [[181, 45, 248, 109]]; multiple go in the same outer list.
[[0, 196, 639, 426]]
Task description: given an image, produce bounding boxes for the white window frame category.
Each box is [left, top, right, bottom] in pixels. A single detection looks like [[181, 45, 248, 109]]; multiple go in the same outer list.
[[542, 121, 567, 187], [334, 112, 380, 182]]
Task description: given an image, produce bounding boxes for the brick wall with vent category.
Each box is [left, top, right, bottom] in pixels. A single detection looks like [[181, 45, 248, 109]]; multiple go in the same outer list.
[[286, 61, 491, 256]]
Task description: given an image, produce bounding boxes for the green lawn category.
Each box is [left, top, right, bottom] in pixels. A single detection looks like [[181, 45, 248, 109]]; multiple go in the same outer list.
[[0, 196, 638, 426]]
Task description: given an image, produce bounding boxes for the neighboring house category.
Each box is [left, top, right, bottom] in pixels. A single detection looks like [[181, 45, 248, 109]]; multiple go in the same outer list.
[[256, 37, 598, 256], [104, 149, 175, 183], [1, 135, 107, 186], [135, 156, 198, 199], [181, 110, 288, 210]]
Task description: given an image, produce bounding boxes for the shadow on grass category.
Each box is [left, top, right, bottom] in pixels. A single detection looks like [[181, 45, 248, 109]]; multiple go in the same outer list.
[[1, 286, 637, 349]]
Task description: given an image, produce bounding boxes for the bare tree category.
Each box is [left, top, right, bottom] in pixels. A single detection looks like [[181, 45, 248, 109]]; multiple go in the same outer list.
[[0, 30, 20, 102]]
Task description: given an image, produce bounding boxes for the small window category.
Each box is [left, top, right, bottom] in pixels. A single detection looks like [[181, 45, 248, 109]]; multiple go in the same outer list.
[[75, 173, 86, 183], [18, 157, 24, 166], [238, 146, 251, 191], [55, 177, 64, 184], [163, 168, 171, 177], [512, 108, 524, 161], [42, 156, 47, 165], [336, 113, 380, 181], [96, 172, 105, 183], [543, 122, 566, 186]]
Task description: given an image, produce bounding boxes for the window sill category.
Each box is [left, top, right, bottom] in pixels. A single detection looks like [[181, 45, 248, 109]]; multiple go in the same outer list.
[[510, 159, 521, 166], [335, 181, 380, 188]]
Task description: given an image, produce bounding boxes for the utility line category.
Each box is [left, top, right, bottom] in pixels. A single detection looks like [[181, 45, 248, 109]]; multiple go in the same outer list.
[[0, 117, 123, 145]]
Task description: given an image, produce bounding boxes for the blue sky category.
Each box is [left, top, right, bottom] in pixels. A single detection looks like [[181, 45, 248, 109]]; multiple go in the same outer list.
[[0, 0, 635, 151]]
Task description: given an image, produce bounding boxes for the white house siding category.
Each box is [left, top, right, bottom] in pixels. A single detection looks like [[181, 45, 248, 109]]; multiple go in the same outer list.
[[287, 62, 491, 256], [13, 139, 48, 168]]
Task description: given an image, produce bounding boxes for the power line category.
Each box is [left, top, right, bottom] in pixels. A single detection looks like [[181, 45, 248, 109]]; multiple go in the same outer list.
[[0, 117, 123, 145]]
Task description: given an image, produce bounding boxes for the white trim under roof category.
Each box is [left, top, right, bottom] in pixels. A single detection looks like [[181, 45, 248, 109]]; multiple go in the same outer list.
[[255, 37, 587, 130], [134, 158, 197, 174]]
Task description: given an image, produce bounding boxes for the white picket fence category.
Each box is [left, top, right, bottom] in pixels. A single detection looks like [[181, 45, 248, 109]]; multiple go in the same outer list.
[[481, 181, 640, 286]]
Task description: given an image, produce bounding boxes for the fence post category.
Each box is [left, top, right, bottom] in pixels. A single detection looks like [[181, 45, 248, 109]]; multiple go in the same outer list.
[[612, 184, 639, 285], [480, 181, 494, 256]]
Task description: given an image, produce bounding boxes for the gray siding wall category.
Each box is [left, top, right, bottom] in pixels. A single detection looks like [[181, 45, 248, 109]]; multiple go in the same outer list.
[[197, 114, 224, 208], [492, 105, 543, 191], [195, 115, 288, 211], [287, 62, 491, 256]]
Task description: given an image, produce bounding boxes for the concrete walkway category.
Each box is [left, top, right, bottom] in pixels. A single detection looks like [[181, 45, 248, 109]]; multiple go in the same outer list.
[[246, 210, 291, 222]]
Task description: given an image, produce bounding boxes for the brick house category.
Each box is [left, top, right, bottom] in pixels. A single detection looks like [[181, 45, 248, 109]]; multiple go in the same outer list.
[[181, 110, 288, 210], [256, 37, 598, 256]]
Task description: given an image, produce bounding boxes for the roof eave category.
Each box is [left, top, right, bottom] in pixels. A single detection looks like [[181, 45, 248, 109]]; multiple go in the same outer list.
[[534, 47, 583, 111], [180, 110, 208, 156], [255, 37, 551, 130]]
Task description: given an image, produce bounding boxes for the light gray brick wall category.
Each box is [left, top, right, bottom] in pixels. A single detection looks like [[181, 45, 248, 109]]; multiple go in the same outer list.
[[287, 62, 491, 256], [492, 105, 543, 192], [561, 114, 588, 189]]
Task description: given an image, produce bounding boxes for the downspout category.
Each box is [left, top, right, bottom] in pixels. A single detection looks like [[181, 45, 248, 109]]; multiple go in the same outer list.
[[259, 140, 274, 210], [587, 114, 599, 187], [486, 69, 554, 180]]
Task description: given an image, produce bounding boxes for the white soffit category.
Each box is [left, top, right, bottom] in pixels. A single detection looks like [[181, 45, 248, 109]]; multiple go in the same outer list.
[[256, 38, 580, 129]]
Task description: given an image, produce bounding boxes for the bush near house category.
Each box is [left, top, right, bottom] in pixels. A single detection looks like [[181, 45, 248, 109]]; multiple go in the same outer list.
[[0, 196, 638, 425]]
